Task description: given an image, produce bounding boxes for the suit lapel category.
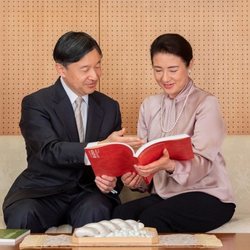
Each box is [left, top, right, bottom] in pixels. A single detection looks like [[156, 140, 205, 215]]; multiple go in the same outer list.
[[52, 79, 79, 142], [85, 94, 104, 143], [51, 79, 105, 143]]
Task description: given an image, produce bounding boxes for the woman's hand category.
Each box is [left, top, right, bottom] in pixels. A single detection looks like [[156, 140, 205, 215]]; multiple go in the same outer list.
[[95, 175, 117, 193], [121, 172, 147, 190], [134, 149, 176, 177]]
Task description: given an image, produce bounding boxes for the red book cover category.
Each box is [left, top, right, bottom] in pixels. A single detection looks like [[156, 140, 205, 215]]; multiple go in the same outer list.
[[85, 134, 194, 182]]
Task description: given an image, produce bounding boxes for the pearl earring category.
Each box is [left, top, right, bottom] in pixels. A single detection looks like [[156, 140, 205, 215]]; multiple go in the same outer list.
[[188, 69, 191, 75]]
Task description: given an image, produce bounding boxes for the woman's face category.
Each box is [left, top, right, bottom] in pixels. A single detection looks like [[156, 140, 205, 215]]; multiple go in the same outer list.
[[152, 52, 192, 98]]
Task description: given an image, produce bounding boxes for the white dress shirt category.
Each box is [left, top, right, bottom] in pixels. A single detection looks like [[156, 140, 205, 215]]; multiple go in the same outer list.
[[61, 77, 97, 165]]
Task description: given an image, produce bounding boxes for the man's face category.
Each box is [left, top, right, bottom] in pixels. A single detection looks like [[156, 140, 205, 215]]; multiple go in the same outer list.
[[57, 49, 102, 96]]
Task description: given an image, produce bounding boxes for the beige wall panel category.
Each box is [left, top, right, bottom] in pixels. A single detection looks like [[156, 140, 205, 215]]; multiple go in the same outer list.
[[0, 0, 99, 134], [1, 0, 249, 135], [100, 0, 250, 135]]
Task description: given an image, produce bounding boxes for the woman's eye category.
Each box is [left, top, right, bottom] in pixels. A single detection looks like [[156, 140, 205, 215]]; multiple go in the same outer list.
[[81, 68, 89, 72], [154, 69, 162, 73]]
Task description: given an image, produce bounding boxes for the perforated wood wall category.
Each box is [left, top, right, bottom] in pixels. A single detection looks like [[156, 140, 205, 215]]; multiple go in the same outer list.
[[0, 0, 249, 135], [0, 0, 99, 134], [100, 0, 250, 135]]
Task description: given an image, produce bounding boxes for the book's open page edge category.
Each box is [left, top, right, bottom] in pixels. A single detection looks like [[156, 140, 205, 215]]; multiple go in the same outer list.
[[135, 133, 189, 157], [86, 142, 135, 155]]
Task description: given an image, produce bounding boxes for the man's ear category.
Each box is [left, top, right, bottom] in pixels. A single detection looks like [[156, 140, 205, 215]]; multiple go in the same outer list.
[[55, 63, 66, 77]]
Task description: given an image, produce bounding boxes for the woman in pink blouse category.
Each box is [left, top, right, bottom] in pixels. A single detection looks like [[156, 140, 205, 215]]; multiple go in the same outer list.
[[113, 33, 235, 232]]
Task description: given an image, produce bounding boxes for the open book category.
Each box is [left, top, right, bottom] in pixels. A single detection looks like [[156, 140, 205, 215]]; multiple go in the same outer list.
[[85, 134, 194, 183]]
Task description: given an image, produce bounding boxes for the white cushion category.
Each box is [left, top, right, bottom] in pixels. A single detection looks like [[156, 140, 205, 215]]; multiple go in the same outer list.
[[209, 213, 250, 233]]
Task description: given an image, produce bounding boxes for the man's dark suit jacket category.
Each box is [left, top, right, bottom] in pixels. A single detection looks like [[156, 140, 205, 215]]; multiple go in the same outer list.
[[3, 78, 123, 210]]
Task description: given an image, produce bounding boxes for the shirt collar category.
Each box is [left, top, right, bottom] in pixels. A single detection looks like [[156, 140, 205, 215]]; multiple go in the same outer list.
[[60, 77, 88, 104]]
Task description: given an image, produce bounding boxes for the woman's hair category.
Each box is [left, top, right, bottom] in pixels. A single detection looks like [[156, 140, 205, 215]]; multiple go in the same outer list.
[[53, 31, 102, 67], [150, 33, 193, 66]]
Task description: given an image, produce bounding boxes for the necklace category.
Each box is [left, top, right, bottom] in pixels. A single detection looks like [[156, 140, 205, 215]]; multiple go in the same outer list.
[[160, 85, 193, 135]]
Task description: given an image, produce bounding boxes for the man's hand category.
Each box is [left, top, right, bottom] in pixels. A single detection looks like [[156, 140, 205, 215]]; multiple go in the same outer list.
[[95, 175, 117, 193], [99, 128, 144, 148]]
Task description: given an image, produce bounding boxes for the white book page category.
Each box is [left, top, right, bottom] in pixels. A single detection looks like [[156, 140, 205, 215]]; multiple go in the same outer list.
[[135, 133, 189, 157], [85, 141, 136, 155]]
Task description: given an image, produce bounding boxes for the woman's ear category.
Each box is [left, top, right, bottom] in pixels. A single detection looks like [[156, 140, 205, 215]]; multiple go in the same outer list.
[[188, 58, 194, 71]]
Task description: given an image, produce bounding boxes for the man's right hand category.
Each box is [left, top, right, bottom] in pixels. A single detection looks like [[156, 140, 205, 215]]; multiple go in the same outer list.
[[99, 128, 144, 148]]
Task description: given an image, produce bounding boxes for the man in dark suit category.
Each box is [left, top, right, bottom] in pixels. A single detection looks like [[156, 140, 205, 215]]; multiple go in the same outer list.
[[2, 31, 142, 233]]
